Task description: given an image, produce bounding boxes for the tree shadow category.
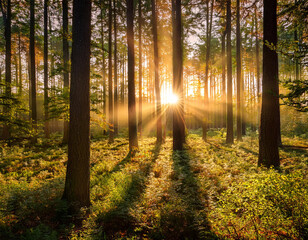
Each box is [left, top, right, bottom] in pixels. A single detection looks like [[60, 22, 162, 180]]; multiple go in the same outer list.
[[95, 143, 162, 239], [158, 147, 216, 240], [239, 146, 259, 156], [280, 145, 308, 156]]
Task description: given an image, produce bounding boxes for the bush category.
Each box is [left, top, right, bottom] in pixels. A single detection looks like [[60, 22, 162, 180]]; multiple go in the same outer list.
[[210, 169, 308, 239]]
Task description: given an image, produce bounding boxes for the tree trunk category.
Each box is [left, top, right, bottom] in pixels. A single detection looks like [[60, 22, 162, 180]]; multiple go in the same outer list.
[[113, 0, 118, 136], [255, 4, 260, 130], [236, 0, 242, 141], [2, 0, 11, 140], [127, 0, 138, 151], [44, 0, 49, 138], [138, 0, 143, 137], [258, 0, 280, 168], [62, 0, 69, 143], [172, 0, 184, 150], [30, 0, 37, 143], [18, 32, 22, 96], [151, 0, 162, 144], [222, 31, 226, 128], [101, 4, 107, 134], [62, 0, 92, 210], [294, 0, 299, 81], [226, 0, 233, 144], [108, 0, 114, 143], [203, 0, 213, 141]]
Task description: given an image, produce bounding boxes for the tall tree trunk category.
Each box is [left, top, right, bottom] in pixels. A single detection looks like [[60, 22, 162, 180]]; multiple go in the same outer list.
[[236, 0, 242, 141], [255, 4, 260, 130], [172, 0, 184, 150], [222, 31, 226, 128], [152, 0, 162, 144], [30, 0, 37, 143], [226, 0, 233, 144], [113, 0, 118, 136], [258, 0, 280, 168], [108, 0, 114, 143], [138, 0, 143, 137], [121, 52, 125, 105], [18, 32, 22, 96], [101, 3, 107, 135], [203, 0, 213, 141], [294, 0, 299, 81], [62, 0, 69, 143], [1, 0, 11, 140], [127, 0, 138, 151], [62, 0, 92, 210], [44, 0, 49, 138]]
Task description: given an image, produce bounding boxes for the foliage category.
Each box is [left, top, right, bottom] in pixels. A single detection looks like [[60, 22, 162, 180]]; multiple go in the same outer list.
[[280, 79, 308, 112], [0, 91, 31, 138], [0, 132, 307, 239], [211, 170, 308, 239]]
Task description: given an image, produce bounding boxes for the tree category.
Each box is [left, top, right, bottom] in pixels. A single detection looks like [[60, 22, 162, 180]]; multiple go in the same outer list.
[[0, 0, 11, 140], [62, 0, 69, 143], [221, 4, 226, 129], [30, 0, 37, 143], [100, 0, 107, 135], [151, 0, 162, 144], [258, 0, 280, 168], [138, 0, 142, 137], [255, 4, 260, 128], [236, 0, 242, 141], [108, 0, 114, 143], [203, 0, 214, 141], [226, 0, 233, 144], [113, 0, 118, 136], [172, 0, 184, 150], [44, 0, 49, 138], [127, 0, 138, 152], [63, 0, 92, 209]]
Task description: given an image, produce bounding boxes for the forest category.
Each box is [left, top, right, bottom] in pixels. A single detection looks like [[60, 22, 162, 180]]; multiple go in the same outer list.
[[0, 0, 307, 239]]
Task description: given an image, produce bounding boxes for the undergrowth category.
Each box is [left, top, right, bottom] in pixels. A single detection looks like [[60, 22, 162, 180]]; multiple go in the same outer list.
[[0, 130, 307, 239]]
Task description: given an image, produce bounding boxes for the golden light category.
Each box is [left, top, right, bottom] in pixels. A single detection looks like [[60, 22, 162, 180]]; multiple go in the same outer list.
[[166, 93, 179, 105]]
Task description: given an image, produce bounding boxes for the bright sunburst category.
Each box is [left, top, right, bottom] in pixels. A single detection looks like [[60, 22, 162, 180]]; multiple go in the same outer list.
[[166, 93, 179, 105]]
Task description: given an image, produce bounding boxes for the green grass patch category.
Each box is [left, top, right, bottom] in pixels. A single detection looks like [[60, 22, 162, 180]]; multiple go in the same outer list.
[[0, 131, 307, 239]]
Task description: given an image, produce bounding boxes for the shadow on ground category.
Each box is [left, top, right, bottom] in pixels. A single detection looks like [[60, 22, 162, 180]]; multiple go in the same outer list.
[[156, 145, 216, 240], [95, 143, 162, 239]]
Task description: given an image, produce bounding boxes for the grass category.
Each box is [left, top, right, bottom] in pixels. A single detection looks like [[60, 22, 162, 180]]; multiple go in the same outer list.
[[0, 130, 307, 239]]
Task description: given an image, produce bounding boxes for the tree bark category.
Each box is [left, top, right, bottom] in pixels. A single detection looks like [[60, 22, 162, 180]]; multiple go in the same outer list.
[[44, 0, 49, 138], [30, 0, 37, 143], [62, 0, 69, 143], [258, 0, 280, 168], [63, 0, 92, 209], [255, 4, 260, 130], [127, 0, 138, 151], [236, 0, 242, 141], [108, 0, 114, 143], [113, 0, 118, 136], [152, 0, 162, 144], [138, 0, 143, 137], [222, 31, 226, 129], [1, 0, 11, 140], [203, 0, 213, 141], [172, 0, 184, 150], [101, 4, 107, 134], [18, 32, 22, 96], [226, 0, 234, 144]]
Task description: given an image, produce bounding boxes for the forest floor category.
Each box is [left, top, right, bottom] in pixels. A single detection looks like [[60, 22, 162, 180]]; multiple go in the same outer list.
[[0, 130, 307, 240]]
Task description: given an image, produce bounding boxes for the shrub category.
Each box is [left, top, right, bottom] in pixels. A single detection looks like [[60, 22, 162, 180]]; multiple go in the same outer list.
[[210, 169, 308, 239]]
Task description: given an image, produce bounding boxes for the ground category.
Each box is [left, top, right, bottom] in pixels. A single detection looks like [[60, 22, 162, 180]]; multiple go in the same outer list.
[[0, 130, 307, 239]]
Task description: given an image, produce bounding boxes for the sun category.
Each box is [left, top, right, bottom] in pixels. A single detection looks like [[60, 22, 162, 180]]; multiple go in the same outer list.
[[166, 93, 179, 105]]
